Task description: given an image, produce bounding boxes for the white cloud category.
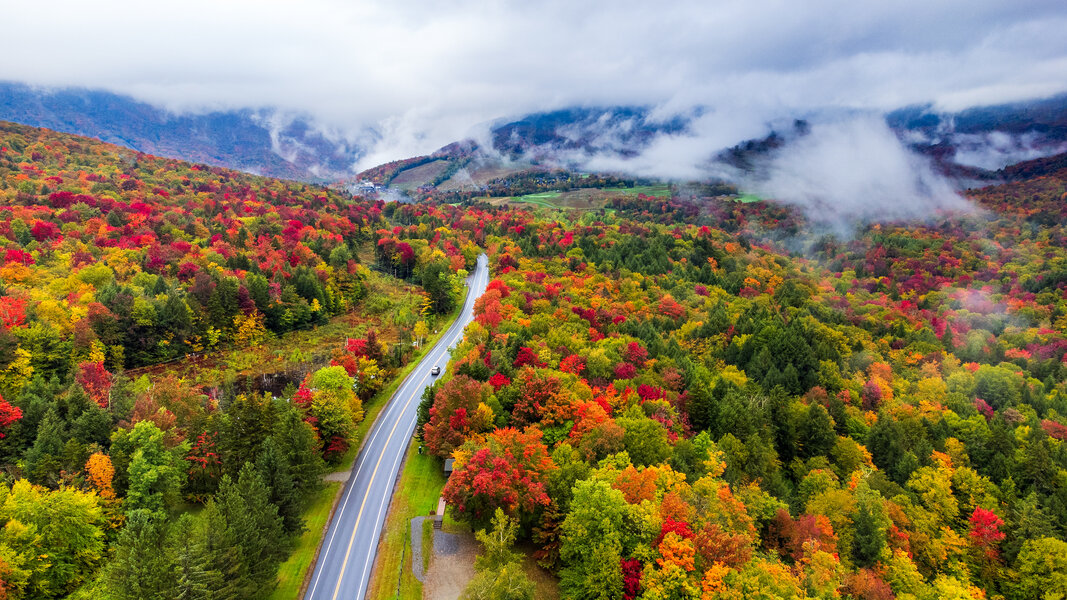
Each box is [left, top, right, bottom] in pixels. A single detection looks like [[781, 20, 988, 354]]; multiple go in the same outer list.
[[951, 131, 1067, 171], [751, 116, 974, 225], [2, 0, 1066, 165]]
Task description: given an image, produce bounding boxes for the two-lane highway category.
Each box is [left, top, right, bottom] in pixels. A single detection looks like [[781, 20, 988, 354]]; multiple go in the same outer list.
[[304, 253, 489, 600]]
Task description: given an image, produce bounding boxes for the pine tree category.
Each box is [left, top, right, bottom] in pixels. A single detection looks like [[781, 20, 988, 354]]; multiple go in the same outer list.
[[684, 367, 715, 433], [781, 363, 802, 395], [256, 437, 304, 534], [271, 403, 324, 497], [168, 514, 217, 600], [852, 500, 886, 568], [217, 463, 286, 597], [103, 509, 178, 600], [24, 407, 66, 484], [201, 499, 246, 600], [220, 393, 275, 476], [941, 324, 954, 351], [801, 403, 837, 459]]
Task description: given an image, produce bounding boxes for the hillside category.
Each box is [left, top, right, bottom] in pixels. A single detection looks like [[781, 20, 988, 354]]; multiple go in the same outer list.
[[0, 120, 390, 372], [9, 83, 1067, 195], [0, 82, 363, 181]]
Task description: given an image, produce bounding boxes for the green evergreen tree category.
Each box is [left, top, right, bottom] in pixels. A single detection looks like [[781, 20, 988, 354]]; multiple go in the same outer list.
[[201, 499, 246, 599], [780, 363, 802, 395], [256, 437, 303, 534], [220, 393, 275, 476], [168, 514, 218, 600], [217, 463, 286, 597], [72, 402, 112, 447], [24, 407, 66, 484], [684, 366, 715, 433], [103, 509, 178, 600], [852, 498, 886, 568], [421, 261, 456, 314], [801, 403, 837, 459], [271, 403, 324, 497]]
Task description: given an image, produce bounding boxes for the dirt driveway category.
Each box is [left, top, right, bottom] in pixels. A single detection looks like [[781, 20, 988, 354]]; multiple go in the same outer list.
[[422, 529, 477, 600]]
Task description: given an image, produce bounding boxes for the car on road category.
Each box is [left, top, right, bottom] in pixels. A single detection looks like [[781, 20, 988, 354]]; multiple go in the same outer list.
[[431, 365, 441, 376]]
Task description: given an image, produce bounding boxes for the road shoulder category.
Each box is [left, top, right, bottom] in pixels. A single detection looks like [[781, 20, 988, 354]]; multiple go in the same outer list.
[[365, 438, 448, 599]]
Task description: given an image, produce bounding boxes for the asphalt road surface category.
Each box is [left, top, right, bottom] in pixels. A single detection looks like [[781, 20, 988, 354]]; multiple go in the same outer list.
[[304, 253, 489, 600]]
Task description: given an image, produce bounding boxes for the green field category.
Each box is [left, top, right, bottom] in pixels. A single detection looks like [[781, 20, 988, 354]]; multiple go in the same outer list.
[[509, 191, 563, 208], [625, 184, 672, 198], [486, 184, 672, 210]]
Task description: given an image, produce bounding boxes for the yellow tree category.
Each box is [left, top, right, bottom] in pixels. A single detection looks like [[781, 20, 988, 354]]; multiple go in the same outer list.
[[414, 320, 429, 348], [233, 311, 268, 348]]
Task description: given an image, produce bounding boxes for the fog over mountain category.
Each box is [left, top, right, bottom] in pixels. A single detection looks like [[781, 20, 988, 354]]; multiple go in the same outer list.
[[2, 0, 1065, 172]]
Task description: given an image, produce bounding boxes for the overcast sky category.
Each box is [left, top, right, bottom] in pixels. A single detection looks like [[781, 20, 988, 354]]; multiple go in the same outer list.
[[4, 0, 1067, 162]]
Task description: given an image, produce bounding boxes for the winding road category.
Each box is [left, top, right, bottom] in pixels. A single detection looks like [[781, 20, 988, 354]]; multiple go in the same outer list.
[[304, 254, 489, 600]]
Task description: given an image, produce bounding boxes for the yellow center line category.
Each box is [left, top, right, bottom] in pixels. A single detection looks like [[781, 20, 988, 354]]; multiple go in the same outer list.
[[330, 367, 432, 600], [352, 324, 471, 592]]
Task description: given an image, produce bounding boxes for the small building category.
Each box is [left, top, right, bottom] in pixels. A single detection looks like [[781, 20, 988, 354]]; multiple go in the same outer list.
[[434, 497, 446, 529], [436, 459, 455, 528]]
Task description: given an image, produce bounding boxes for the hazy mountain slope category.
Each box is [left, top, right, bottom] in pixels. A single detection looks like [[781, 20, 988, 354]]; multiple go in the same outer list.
[[4, 80, 1066, 188], [888, 93, 1067, 170], [0, 82, 361, 181]]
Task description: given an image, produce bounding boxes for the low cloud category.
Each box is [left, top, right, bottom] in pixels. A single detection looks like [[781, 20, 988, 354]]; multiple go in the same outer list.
[[749, 116, 974, 224], [579, 108, 774, 180], [528, 110, 974, 226], [950, 131, 1067, 170]]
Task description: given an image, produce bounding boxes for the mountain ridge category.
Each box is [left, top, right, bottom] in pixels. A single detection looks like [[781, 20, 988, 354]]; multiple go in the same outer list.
[[4, 81, 1067, 190]]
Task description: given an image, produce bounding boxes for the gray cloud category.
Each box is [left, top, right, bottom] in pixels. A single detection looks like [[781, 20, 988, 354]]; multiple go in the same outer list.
[[3, 0, 1067, 168]]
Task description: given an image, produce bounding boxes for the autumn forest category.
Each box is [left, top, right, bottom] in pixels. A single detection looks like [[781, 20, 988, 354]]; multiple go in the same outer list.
[[0, 119, 1066, 600]]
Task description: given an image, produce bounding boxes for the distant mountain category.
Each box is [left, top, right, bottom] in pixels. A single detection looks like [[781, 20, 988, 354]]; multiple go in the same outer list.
[[490, 106, 692, 161], [0, 82, 364, 181], [344, 106, 697, 198], [888, 94, 1067, 171], [5, 79, 1065, 190]]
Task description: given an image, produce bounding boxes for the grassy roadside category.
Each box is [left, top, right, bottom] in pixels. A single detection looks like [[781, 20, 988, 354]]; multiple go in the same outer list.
[[270, 289, 467, 599], [367, 438, 447, 600], [366, 449, 561, 600], [271, 481, 342, 600]]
